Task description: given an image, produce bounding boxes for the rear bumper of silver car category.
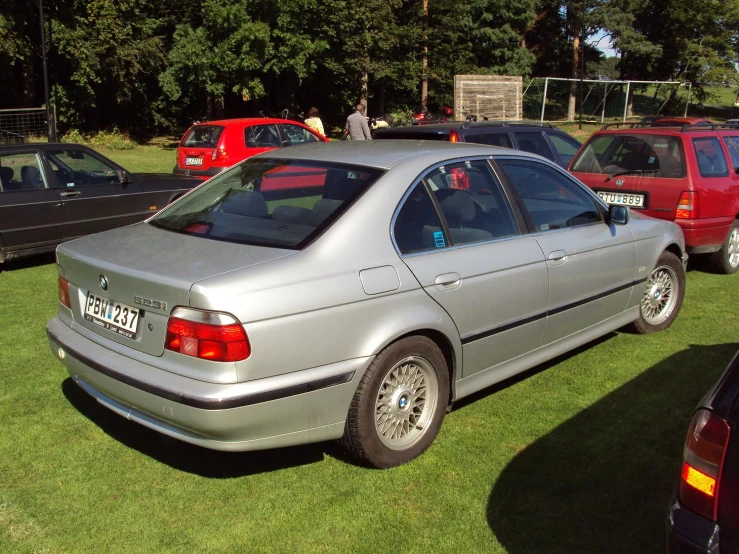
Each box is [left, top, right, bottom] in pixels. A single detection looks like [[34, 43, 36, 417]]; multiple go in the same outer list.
[[47, 316, 370, 452]]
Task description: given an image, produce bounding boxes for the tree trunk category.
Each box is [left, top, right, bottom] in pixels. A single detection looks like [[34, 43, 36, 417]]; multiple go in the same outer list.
[[360, 70, 368, 113], [568, 33, 581, 122]]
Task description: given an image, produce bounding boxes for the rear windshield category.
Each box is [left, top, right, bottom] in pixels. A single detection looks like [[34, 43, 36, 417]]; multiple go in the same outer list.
[[181, 125, 225, 148], [570, 134, 686, 178], [149, 158, 383, 249]]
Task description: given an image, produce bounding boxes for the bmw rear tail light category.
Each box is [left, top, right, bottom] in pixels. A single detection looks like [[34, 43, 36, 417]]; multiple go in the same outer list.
[[675, 191, 699, 219], [58, 277, 71, 309], [165, 308, 250, 362], [449, 130, 460, 143], [212, 148, 228, 162], [678, 409, 730, 521]]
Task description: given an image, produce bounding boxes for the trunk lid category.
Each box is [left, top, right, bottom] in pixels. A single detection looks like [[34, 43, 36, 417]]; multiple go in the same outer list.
[[57, 222, 294, 356]]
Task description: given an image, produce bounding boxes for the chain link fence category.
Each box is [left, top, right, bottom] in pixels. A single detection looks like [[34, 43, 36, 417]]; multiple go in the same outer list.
[[0, 108, 52, 144], [522, 78, 687, 123]]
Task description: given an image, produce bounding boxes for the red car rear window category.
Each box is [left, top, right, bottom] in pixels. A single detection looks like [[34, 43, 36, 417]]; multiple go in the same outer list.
[[181, 125, 225, 148]]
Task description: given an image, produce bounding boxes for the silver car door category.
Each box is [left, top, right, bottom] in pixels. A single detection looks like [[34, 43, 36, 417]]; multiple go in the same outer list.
[[393, 159, 549, 378], [495, 157, 637, 345]]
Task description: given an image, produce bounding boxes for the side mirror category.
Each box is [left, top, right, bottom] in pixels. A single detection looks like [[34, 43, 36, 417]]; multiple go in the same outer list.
[[607, 204, 629, 225], [734, 167, 739, 175], [116, 169, 129, 185]]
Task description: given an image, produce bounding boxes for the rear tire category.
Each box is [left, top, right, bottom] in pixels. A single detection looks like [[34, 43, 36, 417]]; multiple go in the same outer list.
[[709, 220, 739, 274], [341, 336, 449, 468], [630, 251, 685, 334]]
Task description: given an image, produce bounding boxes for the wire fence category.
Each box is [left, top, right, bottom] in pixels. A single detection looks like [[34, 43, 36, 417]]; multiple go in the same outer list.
[[522, 78, 688, 123], [0, 108, 51, 144]]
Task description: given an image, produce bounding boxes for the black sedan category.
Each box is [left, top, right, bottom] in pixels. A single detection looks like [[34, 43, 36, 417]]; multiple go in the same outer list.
[[0, 143, 200, 265], [666, 349, 739, 553]]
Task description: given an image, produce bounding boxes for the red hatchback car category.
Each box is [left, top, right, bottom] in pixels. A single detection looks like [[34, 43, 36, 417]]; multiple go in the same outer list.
[[173, 118, 329, 180], [570, 124, 739, 273]]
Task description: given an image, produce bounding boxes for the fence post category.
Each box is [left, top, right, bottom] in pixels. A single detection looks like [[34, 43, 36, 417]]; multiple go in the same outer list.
[[540, 78, 549, 123], [622, 82, 631, 123], [601, 83, 607, 123]]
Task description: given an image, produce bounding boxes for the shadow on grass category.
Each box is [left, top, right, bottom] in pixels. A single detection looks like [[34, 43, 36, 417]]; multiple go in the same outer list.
[[487, 342, 739, 554], [1, 252, 56, 272], [61, 378, 347, 477]]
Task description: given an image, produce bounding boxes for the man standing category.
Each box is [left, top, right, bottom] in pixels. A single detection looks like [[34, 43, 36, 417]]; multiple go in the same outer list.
[[345, 104, 372, 140]]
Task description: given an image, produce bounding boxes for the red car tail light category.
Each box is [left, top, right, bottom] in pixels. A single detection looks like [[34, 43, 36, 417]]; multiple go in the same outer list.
[[675, 191, 699, 219], [165, 308, 250, 362], [58, 277, 71, 309], [678, 409, 730, 521], [449, 130, 460, 143], [212, 148, 228, 162]]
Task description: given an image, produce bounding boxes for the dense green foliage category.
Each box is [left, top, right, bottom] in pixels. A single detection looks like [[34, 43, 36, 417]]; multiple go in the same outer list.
[[0, 0, 737, 134]]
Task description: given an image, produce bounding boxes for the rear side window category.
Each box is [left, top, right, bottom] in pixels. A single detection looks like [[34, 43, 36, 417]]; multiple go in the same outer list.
[[464, 132, 513, 148], [149, 158, 382, 249], [181, 125, 224, 148], [693, 137, 729, 177], [571, 134, 686, 178], [0, 152, 49, 191], [723, 136, 739, 169], [393, 182, 448, 254], [245, 124, 281, 148], [514, 132, 556, 162], [548, 133, 581, 165]]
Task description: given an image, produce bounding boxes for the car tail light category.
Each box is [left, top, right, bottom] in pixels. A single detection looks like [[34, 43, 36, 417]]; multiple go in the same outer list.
[[165, 308, 250, 362], [449, 130, 460, 143], [675, 191, 699, 219], [212, 148, 228, 162], [58, 277, 71, 309], [678, 409, 730, 521]]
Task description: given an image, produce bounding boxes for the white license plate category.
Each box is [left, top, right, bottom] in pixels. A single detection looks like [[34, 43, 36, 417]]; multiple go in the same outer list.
[[596, 191, 645, 208], [84, 293, 140, 339], [185, 157, 203, 166]]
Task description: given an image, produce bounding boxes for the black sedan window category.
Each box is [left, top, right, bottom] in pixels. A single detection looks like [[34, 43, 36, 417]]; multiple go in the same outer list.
[[0, 152, 49, 191]]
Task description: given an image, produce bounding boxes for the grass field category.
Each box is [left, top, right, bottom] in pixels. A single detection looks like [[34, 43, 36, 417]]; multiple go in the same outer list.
[[1, 144, 738, 553]]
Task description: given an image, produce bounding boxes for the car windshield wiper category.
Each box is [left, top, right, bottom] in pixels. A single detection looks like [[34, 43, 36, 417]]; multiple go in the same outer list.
[[604, 169, 660, 182]]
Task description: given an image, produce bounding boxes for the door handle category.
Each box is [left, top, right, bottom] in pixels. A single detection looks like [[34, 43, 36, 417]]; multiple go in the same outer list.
[[548, 250, 568, 265], [434, 272, 461, 291], [60, 190, 80, 198]]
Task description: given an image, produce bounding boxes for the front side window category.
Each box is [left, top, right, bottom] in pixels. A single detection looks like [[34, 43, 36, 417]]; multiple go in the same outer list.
[[548, 133, 581, 165], [514, 132, 556, 161], [693, 137, 729, 177], [279, 124, 322, 146], [245, 124, 281, 148], [0, 152, 48, 191], [46, 149, 118, 186], [150, 158, 383, 249], [571, 134, 686, 178], [497, 158, 602, 232], [723, 136, 739, 170]]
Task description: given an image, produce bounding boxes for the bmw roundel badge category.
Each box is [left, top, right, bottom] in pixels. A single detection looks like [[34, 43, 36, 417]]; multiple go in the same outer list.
[[99, 274, 109, 291]]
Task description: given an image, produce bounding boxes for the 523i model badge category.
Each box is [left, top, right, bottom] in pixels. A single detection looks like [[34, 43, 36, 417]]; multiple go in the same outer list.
[[134, 296, 167, 311]]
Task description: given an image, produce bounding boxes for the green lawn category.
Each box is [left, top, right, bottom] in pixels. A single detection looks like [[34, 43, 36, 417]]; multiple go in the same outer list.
[[1, 145, 738, 553], [2, 255, 737, 554]]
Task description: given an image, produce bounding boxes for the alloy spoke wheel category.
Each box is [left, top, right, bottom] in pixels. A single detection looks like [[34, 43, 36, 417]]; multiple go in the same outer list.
[[727, 227, 739, 269], [374, 356, 439, 450], [641, 264, 679, 325]]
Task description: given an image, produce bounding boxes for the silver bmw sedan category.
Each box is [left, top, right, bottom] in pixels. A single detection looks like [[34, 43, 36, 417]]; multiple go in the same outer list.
[[47, 141, 687, 468]]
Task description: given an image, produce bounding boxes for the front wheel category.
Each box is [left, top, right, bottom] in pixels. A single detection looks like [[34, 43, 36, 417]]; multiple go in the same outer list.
[[709, 220, 739, 274], [341, 336, 449, 468], [630, 251, 685, 334]]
